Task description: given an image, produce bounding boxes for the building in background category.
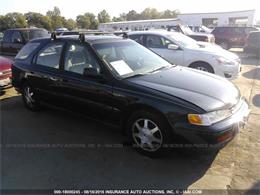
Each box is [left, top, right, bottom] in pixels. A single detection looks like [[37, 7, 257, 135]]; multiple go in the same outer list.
[[178, 10, 256, 28], [98, 18, 181, 31], [98, 10, 256, 31]]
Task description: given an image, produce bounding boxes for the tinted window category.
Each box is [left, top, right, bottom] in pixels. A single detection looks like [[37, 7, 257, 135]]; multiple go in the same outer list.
[[233, 28, 245, 35], [11, 31, 23, 43], [248, 32, 260, 43], [129, 34, 144, 45], [3, 30, 12, 42], [64, 43, 101, 75], [15, 42, 40, 60], [146, 35, 170, 48], [36, 42, 64, 69], [21, 29, 49, 41]]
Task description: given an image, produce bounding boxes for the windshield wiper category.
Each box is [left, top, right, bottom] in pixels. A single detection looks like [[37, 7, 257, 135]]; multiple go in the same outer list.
[[149, 65, 174, 73], [125, 73, 147, 79]]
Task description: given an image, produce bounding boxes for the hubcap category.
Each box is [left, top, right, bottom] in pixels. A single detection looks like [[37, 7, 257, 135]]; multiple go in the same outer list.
[[196, 66, 209, 72], [24, 86, 35, 106], [132, 119, 163, 152]]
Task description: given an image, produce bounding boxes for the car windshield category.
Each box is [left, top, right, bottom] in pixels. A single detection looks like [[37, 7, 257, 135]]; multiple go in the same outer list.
[[167, 33, 199, 48], [93, 40, 173, 78], [22, 30, 49, 41]]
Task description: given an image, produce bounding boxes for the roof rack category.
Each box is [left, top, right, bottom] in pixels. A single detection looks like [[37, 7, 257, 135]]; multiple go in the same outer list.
[[79, 33, 85, 43], [51, 32, 57, 40]]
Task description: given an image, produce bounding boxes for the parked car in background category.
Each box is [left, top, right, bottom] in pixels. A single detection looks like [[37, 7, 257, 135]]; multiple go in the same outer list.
[[167, 24, 215, 43], [0, 56, 12, 88], [12, 34, 249, 156], [244, 31, 260, 58], [212, 26, 259, 50], [56, 31, 80, 36], [0, 28, 49, 56], [189, 25, 212, 34], [128, 31, 241, 79]]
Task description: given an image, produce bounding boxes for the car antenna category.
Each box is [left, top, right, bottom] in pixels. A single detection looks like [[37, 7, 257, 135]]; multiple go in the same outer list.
[[122, 32, 128, 39], [79, 33, 85, 43], [51, 32, 57, 40]]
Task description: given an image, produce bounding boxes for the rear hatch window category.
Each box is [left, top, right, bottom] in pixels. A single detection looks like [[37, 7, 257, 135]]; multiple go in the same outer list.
[[22, 29, 49, 41], [15, 42, 40, 60]]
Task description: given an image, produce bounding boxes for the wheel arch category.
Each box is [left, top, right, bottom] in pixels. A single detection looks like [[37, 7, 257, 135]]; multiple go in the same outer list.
[[120, 103, 170, 135], [188, 61, 215, 73]]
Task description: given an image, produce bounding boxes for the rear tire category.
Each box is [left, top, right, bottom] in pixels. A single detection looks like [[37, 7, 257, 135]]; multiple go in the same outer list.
[[126, 110, 172, 157], [22, 82, 40, 111], [189, 62, 214, 73]]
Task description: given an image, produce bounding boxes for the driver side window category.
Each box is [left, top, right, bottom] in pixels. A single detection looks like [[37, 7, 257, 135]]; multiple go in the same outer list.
[[64, 43, 101, 75], [146, 35, 171, 49]]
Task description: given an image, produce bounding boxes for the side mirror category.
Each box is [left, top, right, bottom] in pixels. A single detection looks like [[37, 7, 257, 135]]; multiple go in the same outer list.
[[168, 44, 179, 50], [83, 67, 101, 78], [14, 38, 22, 43]]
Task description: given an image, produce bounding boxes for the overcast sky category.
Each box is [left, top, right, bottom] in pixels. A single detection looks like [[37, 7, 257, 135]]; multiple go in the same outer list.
[[0, 0, 259, 20]]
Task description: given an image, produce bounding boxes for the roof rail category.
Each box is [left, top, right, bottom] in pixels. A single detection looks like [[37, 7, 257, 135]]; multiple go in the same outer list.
[[51, 32, 57, 40], [122, 32, 129, 39], [79, 33, 85, 43]]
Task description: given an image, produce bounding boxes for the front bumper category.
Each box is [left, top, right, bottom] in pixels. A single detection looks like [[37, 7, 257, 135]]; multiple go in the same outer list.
[[173, 98, 250, 148], [215, 63, 242, 80], [0, 77, 11, 88]]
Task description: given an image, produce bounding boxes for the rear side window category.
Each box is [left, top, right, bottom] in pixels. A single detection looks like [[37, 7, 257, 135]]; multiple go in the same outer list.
[[3, 30, 12, 42], [36, 42, 64, 69], [129, 34, 144, 45], [248, 32, 260, 43], [15, 42, 40, 60]]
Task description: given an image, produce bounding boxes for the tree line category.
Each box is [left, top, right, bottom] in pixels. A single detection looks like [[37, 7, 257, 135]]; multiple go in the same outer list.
[[0, 6, 180, 32]]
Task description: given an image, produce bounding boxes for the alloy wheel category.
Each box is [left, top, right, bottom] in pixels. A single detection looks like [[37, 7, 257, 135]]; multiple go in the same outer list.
[[24, 85, 35, 107], [132, 118, 163, 152]]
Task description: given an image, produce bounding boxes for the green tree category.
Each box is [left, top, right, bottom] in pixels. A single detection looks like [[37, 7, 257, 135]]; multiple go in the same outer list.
[[25, 12, 52, 30], [2, 12, 27, 29], [112, 13, 126, 22], [98, 10, 111, 23], [160, 9, 179, 19], [65, 18, 77, 30], [140, 8, 160, 20], [46, 6, 65, 30], [76, 15, 90, 29], [126, 10, 140, 21], [76, 13, 98, 29]]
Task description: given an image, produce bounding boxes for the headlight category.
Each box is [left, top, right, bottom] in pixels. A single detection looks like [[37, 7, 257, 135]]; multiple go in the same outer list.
[[188, 109, 232, 126], [214, 57, 236, 65]]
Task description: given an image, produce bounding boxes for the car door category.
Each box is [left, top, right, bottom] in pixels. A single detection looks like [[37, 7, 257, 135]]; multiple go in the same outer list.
[[57, 41, 115, 119], [28, 41, 65, 103], [145, 34, 184, 65], [10, 31, 25, 54], [1, 30, 13, 56]]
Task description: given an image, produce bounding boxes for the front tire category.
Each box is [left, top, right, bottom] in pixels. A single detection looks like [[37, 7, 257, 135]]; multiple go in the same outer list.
[[189, 62, 214, 73], [22, 82, 40, 111], [126, 110, 172, 157]]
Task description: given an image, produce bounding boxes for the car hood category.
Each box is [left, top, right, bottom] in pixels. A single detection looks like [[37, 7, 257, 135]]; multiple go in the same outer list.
[[189, 43, 239, 60], [128, 66, 240, 112]]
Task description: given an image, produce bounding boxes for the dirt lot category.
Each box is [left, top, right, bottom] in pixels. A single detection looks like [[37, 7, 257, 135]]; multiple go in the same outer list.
[[0, 53, 260, 194]]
